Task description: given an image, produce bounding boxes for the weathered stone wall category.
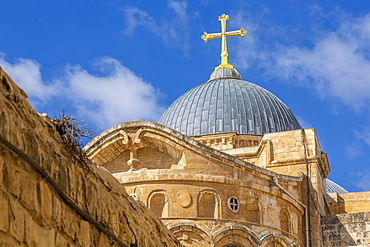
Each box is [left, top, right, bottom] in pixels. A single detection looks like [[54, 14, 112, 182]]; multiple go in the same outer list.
[[0, 68, 181, 246], [85, 121, 307, 246], [322, 212, 370, 246], [223, 128, 329, 247]]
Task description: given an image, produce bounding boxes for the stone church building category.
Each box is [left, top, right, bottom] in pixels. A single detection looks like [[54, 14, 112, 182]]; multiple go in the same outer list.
[[84, 14, 370, 247], [1, 14, 370, 247]]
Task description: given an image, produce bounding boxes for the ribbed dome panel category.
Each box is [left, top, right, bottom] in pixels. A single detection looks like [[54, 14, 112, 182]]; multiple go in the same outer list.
[[326, 179, 348, 194], [158, 78, 301, 136]]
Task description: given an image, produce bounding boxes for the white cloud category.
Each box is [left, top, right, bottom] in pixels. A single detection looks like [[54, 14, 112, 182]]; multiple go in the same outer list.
[[168, 0, 187, 21], [272, 14, 370, 109], [0, 53, 62, 102], [231, 11, 261, 70], [296, 117, 312, 129], [62, 57, 164, 128], [231, 8, 283, 70], [122, 0, 190, 54], [0, 54, 164, 130], [345, 141, 363, 159], [122, 6, 155, 36], [231, 9, 370, 110], [354, 168, 370, 191], [354, 128, 370, 146]]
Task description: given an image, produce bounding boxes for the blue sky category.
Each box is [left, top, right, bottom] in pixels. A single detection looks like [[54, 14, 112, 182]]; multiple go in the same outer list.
[[1, 0, 370, 192]]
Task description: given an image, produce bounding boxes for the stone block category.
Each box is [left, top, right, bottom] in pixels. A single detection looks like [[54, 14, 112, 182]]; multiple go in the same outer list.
[[52, 195, 61, 225], [3, 165, 21, 198], [56, 162, 69, 193], [55, 232, 72, 247], [86, 181, 97, 216], [76, 173, 85, 206], [20, 178, 39, 213], [0, 232, 20, 247], [77, 220, 90, 247], [39, 180, 52, 225], [0, 191, 9, 232], [9, 201, 24, 242], [25, 214, 55, 247], [67, 164, 77, 200], [0, 156, 3, 186], [61, 205, 77, 240], [97, 232, 109, 247]]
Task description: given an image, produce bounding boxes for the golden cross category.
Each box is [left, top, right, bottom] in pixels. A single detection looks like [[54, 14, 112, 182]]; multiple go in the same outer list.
[[201, 14, 247, 69]]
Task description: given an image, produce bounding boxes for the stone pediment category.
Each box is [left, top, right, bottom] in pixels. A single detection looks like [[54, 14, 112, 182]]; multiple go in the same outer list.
[[84, 121, 302, 182]]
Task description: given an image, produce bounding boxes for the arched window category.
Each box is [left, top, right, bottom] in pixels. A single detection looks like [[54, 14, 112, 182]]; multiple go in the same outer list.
[[280, 209, 290, 237], [148, 192, 169, 217], [246, 197, 260, 223], [198, 192, 218, 218]]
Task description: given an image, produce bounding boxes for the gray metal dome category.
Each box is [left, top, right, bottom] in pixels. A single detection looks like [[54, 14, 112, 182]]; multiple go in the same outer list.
[[158, 67, 301, 136], [326, 179, 348, 194]]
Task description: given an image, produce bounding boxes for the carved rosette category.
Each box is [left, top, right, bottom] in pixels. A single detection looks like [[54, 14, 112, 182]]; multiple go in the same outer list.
[[177, 190, 192, 208]]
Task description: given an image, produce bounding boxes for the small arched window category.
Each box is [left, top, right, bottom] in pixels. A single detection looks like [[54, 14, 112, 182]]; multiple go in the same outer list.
[[198, 192, 218, 218], [149, 192, 169, 217]]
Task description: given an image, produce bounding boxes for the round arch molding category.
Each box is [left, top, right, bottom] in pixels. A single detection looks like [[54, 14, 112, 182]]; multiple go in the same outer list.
[[259, 233, 298, 247], [169, 222, 212, 247], [213, 226, 260, 247]]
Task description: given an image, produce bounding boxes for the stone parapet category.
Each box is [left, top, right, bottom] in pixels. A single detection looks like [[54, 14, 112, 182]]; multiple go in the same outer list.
[[193, 132, 262, 150], [327, 191, 370, 214]]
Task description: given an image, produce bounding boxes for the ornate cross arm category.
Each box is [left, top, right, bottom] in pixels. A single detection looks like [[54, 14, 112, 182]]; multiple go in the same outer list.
[[201, 14, 248, 69], [201, 31, 222, 43], [201, 28, 247, 43], [225, 28, 247, 38]]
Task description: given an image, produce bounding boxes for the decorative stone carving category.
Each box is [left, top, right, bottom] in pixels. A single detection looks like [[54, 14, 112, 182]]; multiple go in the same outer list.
[[127, 158, 140, 170], [119, 130, 130, 146], [177, 190, 192, 208], [127, 148, 140, 170]]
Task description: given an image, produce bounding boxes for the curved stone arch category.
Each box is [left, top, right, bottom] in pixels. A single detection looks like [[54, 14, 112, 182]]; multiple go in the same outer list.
[[126, 126, 196, 164], [85, 121, 304, 184], [197, 190, 221, 218], [87, 126, 185, 170], [89, 129, 182, 171], [212, 226, 260, 247], [259, 232, 298, 247], [85, 130, 132, 166], [168, 222, 212, 246], [147, 190, 171, 217], [138, 134, 182, 163]]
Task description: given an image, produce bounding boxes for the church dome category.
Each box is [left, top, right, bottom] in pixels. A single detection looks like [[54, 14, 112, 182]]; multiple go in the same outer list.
[[159, 14, 301, 136], [326, 179, 348, 194], [158, 67, 301, 136]]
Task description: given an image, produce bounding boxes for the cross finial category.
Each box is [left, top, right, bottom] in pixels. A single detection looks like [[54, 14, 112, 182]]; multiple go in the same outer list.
[[201, 14, 247, 70]]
